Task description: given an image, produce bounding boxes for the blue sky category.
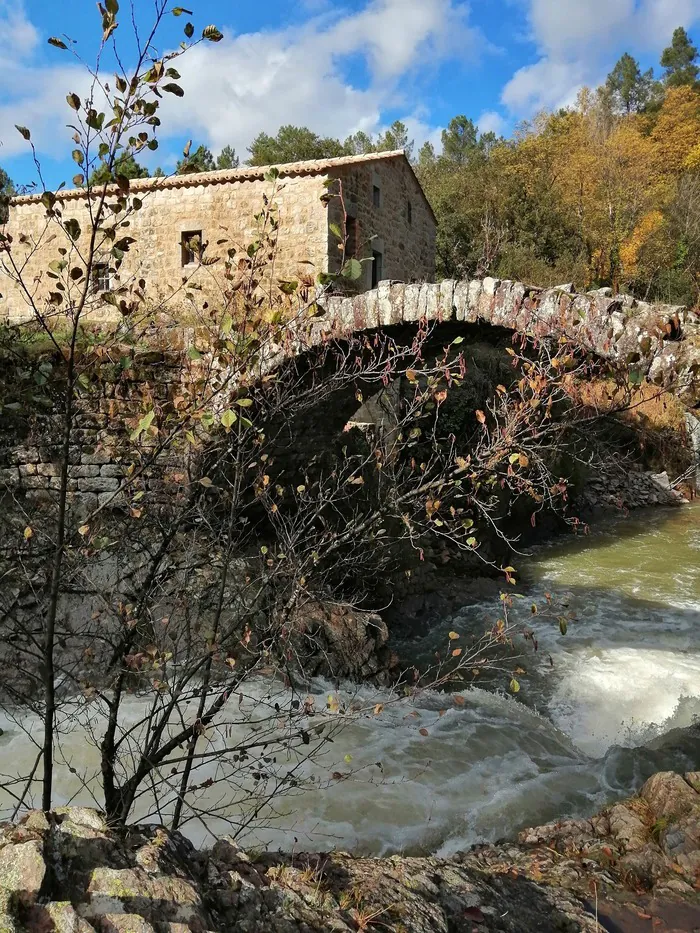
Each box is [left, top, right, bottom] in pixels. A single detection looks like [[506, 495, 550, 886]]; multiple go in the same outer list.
[[1, 0, 699, 190]]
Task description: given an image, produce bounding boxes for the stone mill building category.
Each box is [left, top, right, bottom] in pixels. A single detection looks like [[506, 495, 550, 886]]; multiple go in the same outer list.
[[0, 150, 436, 321]]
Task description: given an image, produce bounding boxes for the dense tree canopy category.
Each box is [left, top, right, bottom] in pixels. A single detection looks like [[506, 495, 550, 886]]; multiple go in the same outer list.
[[415, 27, 700, 306]]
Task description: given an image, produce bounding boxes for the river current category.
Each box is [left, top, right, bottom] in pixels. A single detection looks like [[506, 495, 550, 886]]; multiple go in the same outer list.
[[2, 504, 699, 853]]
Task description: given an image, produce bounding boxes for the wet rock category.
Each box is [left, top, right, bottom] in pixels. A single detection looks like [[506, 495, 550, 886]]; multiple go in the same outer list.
[[0, 781, 697, 932], [640, 770, 700, 821], [288, 600, 394, 683], [0, 840, 45, 905]]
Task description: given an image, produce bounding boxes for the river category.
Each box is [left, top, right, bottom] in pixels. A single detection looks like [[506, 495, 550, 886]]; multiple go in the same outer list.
[[2, 504, 700, 853]]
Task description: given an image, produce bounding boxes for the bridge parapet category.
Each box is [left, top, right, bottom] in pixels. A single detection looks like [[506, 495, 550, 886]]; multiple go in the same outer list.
[[313, 279, 700, 407]]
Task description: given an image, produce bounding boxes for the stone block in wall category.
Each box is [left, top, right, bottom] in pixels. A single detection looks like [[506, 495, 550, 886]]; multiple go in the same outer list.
[[377, 282, 394, 328], [81, 451, 113, 465], [69, 465, 101, 478], [352, 293, 368, 331], [16, 447, 40, 464], [99, 465, 125, 478], [422, 283, 438, 323], [22, 475, 50, 489], [364, 287, 379, 330], [466, 280, 483, 322], [401, 284, 420, 323], [389, 283, 406, 325], [0, 467, 19, 486], [438, 280, 455, 321], [19, 463, 38, 476], [37, 463, 61, 477], [98, 490, 127, 509], [77, 477, 120, 493], [453, 281, 471, 322]]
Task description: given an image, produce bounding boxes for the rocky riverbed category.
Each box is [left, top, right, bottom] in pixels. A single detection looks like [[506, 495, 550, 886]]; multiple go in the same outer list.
[[0, 770, 698, 932]]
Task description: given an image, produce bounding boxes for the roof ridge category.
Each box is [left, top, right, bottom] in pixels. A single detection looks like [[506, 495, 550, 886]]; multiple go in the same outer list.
[[10, 150, 408, 205]]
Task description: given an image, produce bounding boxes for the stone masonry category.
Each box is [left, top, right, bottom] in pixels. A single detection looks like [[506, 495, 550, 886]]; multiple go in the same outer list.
[[2, 279, 700, 510], [0, 152, 436, 322]]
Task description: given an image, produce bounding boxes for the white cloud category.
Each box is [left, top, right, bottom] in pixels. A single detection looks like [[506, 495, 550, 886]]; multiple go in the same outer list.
[[502, 0, 700, 117], [477, 109, 507, 136], [1, 0, 483, 171]]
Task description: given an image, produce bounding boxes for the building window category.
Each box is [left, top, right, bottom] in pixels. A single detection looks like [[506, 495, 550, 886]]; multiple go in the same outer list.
[[371, 250, 383, 288], [407, 200, 413, 225], [181, 230, 201, 266], [345, 217, 358, 259], [373, 185, 381, 208], [92, 263, 111, 293]]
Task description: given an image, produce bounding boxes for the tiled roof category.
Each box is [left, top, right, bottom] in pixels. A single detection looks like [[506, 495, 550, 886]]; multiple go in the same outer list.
[[10, 150, 409, 205]]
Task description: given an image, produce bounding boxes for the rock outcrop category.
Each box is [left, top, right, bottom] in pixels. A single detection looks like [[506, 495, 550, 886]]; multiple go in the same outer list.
[[0, 772, 698, 931]]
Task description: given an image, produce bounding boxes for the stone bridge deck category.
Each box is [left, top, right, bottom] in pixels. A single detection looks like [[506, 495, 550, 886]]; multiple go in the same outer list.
[[313, 278, 700, 407]]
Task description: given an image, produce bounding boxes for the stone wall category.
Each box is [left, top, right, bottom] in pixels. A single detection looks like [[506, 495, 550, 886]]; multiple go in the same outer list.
[[0, 153, 437, 322], [0, 345, 188, 512], [1, 174, 331, 323], [328, 156, 436, 287]]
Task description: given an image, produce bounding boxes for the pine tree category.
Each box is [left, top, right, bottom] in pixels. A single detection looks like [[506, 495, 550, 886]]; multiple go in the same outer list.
[[216, 145, 239, 170], [661, 27, 700, 88], [606, 53, 655, 112]]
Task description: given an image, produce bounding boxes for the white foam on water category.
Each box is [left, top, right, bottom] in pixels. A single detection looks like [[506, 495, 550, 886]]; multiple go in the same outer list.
[[0, 506, 699, 854]]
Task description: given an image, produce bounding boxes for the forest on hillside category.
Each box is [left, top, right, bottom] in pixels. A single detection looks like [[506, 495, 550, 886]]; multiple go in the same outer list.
[[2, 27, 699, 305]]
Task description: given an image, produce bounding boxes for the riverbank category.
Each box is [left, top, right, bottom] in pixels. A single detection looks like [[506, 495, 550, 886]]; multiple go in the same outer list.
[[0, 770, 698, 932]]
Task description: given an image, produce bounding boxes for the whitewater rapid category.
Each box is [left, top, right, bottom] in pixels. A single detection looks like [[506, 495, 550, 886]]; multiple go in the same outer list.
[[1, 504, 699, 854]]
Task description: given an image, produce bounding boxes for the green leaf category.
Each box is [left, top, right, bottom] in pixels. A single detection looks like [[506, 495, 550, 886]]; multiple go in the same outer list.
[[184, 21, 194, 38], [64, 218, 81, 241], [163, 83, 184, 97], [559, 618, 568, 636], [221, 409, 237, 429], [265, 167, 280, 182], [138, 410, 155, 433], [452, 336, 464, 345], [15, 125, 31, 141], [187, 346, 202, 361], [72, 149, 84, 165], [329, 222, 343, 240], [48, 37, 68, 49], [172, 6, 193, 15], [221, 313, 233, 334], [509, 678, 520, 693], [236, 397, 253, 408], [202, 24, 223, 41], [341, 257, 363, 281]]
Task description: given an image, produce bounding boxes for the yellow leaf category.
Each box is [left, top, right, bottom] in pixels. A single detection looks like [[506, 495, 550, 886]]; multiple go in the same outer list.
[[448, 631, 460, 640], [23, 526, 33, 540]]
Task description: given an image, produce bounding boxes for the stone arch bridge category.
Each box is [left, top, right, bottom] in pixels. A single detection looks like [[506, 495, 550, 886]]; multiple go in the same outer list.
[[306, 278, 700, 409]]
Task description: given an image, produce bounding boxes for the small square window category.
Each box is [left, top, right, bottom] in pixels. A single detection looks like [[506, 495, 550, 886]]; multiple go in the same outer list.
[[407, 200, 413, 225], [373, 185, 381, 208], [371, 250, 383, 288], [181, 230, 202, 266], [92, 263, 111, 293]]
